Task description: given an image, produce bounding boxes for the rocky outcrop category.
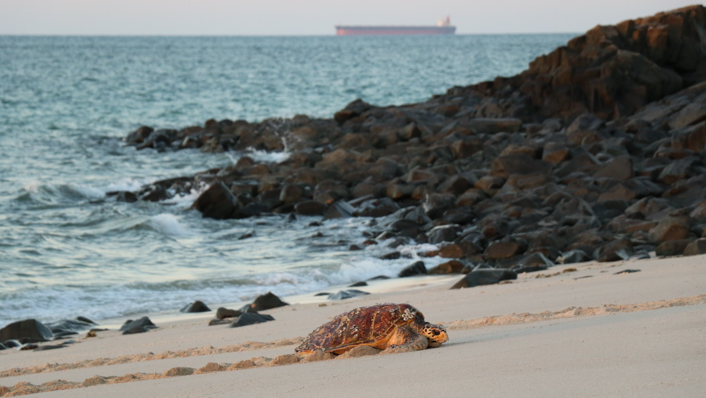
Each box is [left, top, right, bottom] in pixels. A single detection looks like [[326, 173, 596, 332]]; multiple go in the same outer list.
[[121, 6, 706, 292]]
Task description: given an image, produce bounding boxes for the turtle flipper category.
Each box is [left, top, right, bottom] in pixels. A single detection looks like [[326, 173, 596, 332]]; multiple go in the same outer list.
[[381, 325, 428, 354]]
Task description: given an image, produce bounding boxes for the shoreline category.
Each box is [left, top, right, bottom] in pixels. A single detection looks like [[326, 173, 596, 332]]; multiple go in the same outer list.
[[1, 254, 704, 396]]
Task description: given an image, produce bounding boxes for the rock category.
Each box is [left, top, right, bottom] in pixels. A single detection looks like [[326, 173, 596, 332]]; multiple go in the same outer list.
[[467, 118, 522, 134], [437, 175, 473, 195], [323, 201, 355, 220], [684, 239, 706, 256], [45, 318, 96, 338], [229, 313, 275, 328], [658, 157, 697, 184], [328, 290, 370, 300], [428, 260, 465, 274], [122, 326, 150, 335], [244, 292, 289, 312], [542, 143, 570, 164], [348, 281, 368, 287], [125, 126, 154, 144], [0, 319, 53, 343], [191, 182, 239, 220], [353, 197, 400, 218], [216, 308, 242, 319], [595, 239, 633, 262], [180, 300, 211, 313], [512, 265, 548, 274], [380, 251, 401, 260], [119, 316, 157, 332], [594, 157, 633, 180], [398, 261, 427, 277], [450, 269, 517, 289], [294, 200, 327, 216], [566, 114, 605, 145], [614, 269, 641, 275], [649, 217, 691, 243], [656, 239, 692, 257], [485, 241, 525, 260], [490, 155, 552, 178], [560, 249, 590, 264], [279, 184, 303, 204], [427, 225, 462, 244], [517, 252, 554, 267]]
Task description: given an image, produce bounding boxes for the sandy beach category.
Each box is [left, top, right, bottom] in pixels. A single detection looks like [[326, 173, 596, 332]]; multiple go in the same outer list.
[[1, 254, 704, 397]]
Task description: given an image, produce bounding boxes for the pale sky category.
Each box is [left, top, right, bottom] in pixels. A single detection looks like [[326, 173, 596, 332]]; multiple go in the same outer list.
[[0, 0, 699, 35]]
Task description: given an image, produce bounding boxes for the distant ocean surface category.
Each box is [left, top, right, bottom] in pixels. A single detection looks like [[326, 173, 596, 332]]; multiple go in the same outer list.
[[0, 34, 574, 325]]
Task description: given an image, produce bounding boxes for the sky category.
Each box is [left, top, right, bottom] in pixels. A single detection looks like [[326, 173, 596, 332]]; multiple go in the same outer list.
[[0, 0, 700, 35]]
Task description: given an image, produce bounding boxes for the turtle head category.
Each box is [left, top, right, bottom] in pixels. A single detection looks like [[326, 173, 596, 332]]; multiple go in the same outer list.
[[420, 322, 448, 347]]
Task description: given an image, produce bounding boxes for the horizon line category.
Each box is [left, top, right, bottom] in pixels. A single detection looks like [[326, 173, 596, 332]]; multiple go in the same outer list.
[[0, 32, 581, 37]]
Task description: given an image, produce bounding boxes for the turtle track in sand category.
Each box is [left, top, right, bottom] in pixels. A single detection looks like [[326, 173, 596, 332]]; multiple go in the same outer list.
[[1, 294, 704, 397]]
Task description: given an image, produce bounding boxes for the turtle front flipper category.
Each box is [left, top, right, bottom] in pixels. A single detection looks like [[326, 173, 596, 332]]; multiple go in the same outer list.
[[381, 325, 428, 354]]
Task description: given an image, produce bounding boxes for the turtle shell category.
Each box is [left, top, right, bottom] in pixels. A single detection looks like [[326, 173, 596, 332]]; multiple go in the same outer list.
[[295, 303, 423, 354]]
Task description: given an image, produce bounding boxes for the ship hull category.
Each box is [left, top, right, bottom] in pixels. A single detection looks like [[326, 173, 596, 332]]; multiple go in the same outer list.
[[335, 26, 456, 36]]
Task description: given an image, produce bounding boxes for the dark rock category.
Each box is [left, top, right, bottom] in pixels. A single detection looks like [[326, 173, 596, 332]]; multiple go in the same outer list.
[[180, 300, 211, 313], [380, 251, 401, 260], [437, 175, 473, 195], [45, 318, 96, 338], [517, 252, 554, 267], [491, 155, 552, 178], [139, 186, 171, 202], [279, 184, 303, 204], [353, 198, 400, 218], [566, 114, 605, 145], [0, 319, 53, 343], [684, 239, 706, 256], [398, 261, 427, 277], [594, 157, 633, 180], [560, 249, 590, 264], [655, 239, 692, 257], [512, 265, 548, 274], [216, 307, 242, 320], [119, 316, 157, 332], [450, 269, 518, 289], [192, 182, 240, 220], [323, 201, 355, 220], [427, 225, 462, 244], [125, 126, 154, 144], [328, 289, 370, 300], [348, 281, 368, 287], [428, 260, 465, 275], [229, 313, 275, 328], [649, 217, 691, 243], [294, 200, 327, 216], [595, 239, 633, 262], [122, 326, 149, 335], [614, 269, 641, 275], [244, 292, 289, 312], [485, 241, 525, 260], [467, 118, 522, 134]]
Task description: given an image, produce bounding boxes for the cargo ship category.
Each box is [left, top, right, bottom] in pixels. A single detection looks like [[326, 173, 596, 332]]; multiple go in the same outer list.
[[336, 17, 456, 36]]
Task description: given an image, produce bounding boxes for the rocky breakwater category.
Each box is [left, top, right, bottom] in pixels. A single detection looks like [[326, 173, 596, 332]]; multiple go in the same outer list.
[[120, 5, 706, 290]]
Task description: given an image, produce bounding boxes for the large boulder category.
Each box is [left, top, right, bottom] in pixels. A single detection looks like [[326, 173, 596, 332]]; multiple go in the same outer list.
[[0, 319, 53, 343], [191, 182, 240, 220]]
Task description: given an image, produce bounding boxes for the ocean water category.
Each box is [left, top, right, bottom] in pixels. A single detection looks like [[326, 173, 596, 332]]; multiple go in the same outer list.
[[0, 34, 575, 325]]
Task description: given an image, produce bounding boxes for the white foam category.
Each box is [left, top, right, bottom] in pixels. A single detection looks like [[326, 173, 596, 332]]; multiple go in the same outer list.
[[247, 148, 291, 163], [66, 183, 105, 199], [104, 177, 156, 193], [149, 214, 193, 237]]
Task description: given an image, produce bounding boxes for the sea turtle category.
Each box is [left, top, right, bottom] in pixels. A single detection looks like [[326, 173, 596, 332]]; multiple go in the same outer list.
[[295, 303, 448, 355]]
